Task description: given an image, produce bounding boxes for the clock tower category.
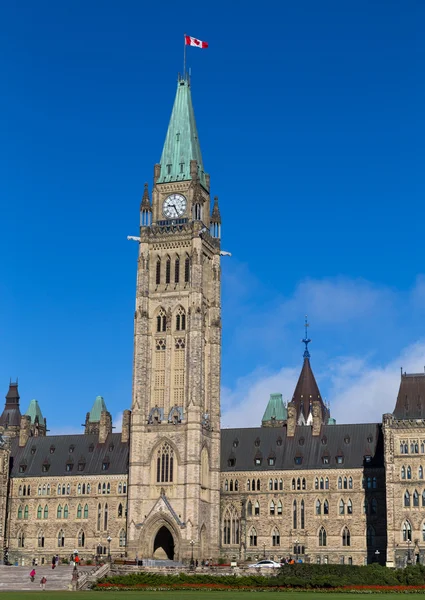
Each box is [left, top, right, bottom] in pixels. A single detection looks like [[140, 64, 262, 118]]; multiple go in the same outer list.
[[127, 76, 222, 562]]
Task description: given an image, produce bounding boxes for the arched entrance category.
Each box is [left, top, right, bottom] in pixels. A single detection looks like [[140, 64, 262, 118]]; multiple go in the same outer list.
[[153, 526, 174, 560]]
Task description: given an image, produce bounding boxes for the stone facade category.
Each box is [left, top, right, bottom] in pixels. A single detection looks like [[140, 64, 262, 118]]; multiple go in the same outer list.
[[1, 75, 425, 570]]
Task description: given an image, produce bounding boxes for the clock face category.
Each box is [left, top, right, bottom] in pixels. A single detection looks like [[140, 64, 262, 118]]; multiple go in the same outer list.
[[163, 193, 187, 218]]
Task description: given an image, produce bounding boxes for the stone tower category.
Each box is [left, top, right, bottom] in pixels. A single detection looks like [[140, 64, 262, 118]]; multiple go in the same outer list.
[[127, 76, 221, 562]]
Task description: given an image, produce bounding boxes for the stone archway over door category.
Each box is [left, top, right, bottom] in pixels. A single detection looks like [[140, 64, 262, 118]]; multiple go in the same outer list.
[[153, 526, 174, 560]]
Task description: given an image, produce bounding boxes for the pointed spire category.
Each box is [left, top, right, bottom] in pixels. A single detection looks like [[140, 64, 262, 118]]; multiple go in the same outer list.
[[302, 315, 311, 358], [157, 77, 207, 189], [140, 182, 151, 210], [211, 196, 221, 224]]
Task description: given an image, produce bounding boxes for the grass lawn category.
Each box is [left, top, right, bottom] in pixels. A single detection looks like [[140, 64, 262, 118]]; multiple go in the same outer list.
[[0, 592, 414, 600]]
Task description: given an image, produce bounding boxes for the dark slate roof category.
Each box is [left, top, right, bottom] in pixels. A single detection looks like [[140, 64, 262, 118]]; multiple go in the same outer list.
[[221, 423, 384, 472], [292, 357, 328, 423], [393, 373, 425, 419], [10, 433, 128, 478]]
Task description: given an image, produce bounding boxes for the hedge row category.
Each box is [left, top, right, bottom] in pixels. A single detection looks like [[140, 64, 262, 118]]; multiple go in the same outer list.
[[94, 564, 425, 590]]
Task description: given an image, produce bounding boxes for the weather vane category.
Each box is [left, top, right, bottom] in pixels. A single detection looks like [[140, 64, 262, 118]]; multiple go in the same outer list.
[[302, 315, 311, 358]]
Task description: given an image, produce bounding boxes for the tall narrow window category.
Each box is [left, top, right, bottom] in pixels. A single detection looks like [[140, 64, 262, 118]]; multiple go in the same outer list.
[[347, 499, 353, 515], [270, 500, 275, 516], [339, 499, 345, 515], [166, 256, 171, 284], [119, 529, 126, 547], [78, 530, 85, 548], [77, 504, 82, 518], [403, 520, 412, 541], [84, 504, 89, 518], [319, 527, 327, 547], [58, 529, 65, 548], [249, 528, 257, 546], [184, 256, 190, 282], [413, 490, 419, 507], [272, 528, 280, 546], [316, 499, 321, 515], [44, 505, 48, 519], [156, 308, 166, 333], [57, 505, 62, 519], [342, 527, 351, 547], [175, 256, 180, 283], [277, 500, 282, 515], [254, 501, 260, 516], [324, 499, 329, 515], [156, 257, 161, 285], [300, 499, 305, 529], [156, 443, 174, 483], [97, 503, 101, 531], [404, 490, 411, 507], [64, 504, 69, 519], [247, 501, 252, 517], [104, 503, 108, 530], [293, 500, 297, 529], [37, 505, 42, 519], [38, 531, 45, 548], [175, 307, 186, 331]]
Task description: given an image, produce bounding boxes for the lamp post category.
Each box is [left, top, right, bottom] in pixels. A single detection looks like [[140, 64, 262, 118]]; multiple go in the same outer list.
[[374, 549, 380, 564], [295, 539, 299, 563], [107, 536, 112, 563], [190, 540, 195, 567], [263, 542, 266, 558]]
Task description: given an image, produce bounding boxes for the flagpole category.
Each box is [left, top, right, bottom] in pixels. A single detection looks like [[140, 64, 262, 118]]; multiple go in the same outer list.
[[183, 33, 186, 79]]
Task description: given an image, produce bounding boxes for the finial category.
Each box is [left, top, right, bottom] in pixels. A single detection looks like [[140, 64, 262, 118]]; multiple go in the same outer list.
[[211, 196, 221, 224], [140, 183, 151, 210], [301, 315, 311, 358]]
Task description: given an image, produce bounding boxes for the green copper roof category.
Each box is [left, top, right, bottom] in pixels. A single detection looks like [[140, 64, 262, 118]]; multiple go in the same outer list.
[[157, 77, 207, 189], [328, 417, 337, 425], [262, 393, 287, 423], [25, 399, 44, 424], [89, 396, 107, 422]]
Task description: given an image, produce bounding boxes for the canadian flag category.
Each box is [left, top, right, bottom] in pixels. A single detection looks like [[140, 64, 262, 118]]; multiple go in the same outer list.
[[185, 35, 208, 49]]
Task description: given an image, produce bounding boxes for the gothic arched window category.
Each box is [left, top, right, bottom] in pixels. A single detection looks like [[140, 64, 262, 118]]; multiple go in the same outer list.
[[342, 527, 351, 547], [57, 529, 65, 547], [413, 490, 419, 507], [247, 501, 252, 517], [338, 477, 342, 489], [175, 306, 186, 331], [419, 466, 424, 479], [84, 504, 89, 518], [166, 256, 171, 284], [347, 499, 353, 515], [324, 499, 329, 515], [97, 503, 101, 531], [156, 443, 174, 483], [404, 490, 411, 507], [37, 505, 42, 519], [402, 520, 412, 541], [293, 500, 297, 529], [270, 500, 275, 516], [104, 503, 108, 530], [38, 530, 45, 548], [254, 501, 260, 516], [279, 478, 283, 490], [316, 499, 321, 515], [77, 504, 82, 518], [325, 477, 329, 490], [348, 477, 353, 489], [184, 255, 190, 283], [157, 308, 167, 333], [156, 257, 161, 285], [44, 505, 48, 519], [269, 478, 273, 491], [119, 529, 126, 547], [300, 499, 305, 529], [222, 506, 240, 545], [174, 255, 180, 284], [339, 499, 345, 515], [320, 477, 324, 490], [401, 466, 406, 479], [319, 527, 327, 547], [277, 499, 282, 515], [57, 504, 62, 519], [63, 504, 69, 519], [272, 527, 280, 546], [407, 466, 412, 479], [78, 530, 85, 547], [249, 527, 257, 547], [315, 477, 319, 490]]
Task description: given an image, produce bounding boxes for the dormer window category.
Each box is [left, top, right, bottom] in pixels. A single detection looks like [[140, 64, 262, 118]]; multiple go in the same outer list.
[[322, 456, 330, 465], [321, 436, 327, 445], [102, 461, 110, 471], [344, 436, 350, 444], [50, 445, 55, 454], [233, 439, 239, 448], [88, 444, 94, 453], [42, 462, 50, 473], [69, 445, 75, 453], [299, 437, 305, 446], [364, 455, 372, 463], [228, 458, 236, 467], [78, 461, 86, 472], [276, 437, 282, 447], [108, 444, 114, 452], [367, 435, 373, 443], [65, 462, 73, 472], [254, 458, 262, 466], [19, 464, 27, 473], [336, 455, 344, 465], [268, 457, 276, 466], [294, 456, 303, 465], [254, 438, 261, 448]]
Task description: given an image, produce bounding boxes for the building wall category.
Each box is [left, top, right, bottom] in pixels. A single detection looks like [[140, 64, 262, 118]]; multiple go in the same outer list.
[[383, 413, 425, 568], [6, 474, 128, 566], [0, 439, 10, 563], [219, 467, 386, 566]]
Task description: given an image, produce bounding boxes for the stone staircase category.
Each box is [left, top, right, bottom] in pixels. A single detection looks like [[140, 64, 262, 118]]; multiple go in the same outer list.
[[0, 564, 93, 591]]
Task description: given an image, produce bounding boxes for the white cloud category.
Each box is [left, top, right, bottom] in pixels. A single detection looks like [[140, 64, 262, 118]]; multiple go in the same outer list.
[[221, 341, 425, 428]]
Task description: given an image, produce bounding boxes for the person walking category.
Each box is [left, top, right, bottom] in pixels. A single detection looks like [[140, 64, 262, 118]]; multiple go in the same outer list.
[[29, 569, 36, 582], [52, 555, 56, 569], [40, 576, 47, 590]]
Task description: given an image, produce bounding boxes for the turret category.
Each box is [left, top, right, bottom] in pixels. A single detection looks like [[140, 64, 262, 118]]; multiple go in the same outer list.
[[210, 196, 221, 239], [84, 395, 112, 440], [0, 381, 22, 437], [24, 399, 47, 437], [261, 393, 287, 427], [140, 183, 152, 227]]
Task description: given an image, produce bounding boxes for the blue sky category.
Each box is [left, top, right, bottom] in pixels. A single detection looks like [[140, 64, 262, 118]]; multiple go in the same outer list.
[[1, 1, 424, 432]]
